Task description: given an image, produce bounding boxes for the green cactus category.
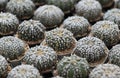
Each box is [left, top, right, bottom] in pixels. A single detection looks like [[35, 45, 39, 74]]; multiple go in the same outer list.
[[6, 0, 35, 20], [34, 5, 64, 29], [7, 64, 42, 78], [74, 37, 109, 67], [75, 0, 102, 22], [41, 28, 76, 56], [0, 36, 29, 61], [17, 20, 46, 45], [0, 55, 11, 78], [46, 0, 75, 13], [22, 45, 57, 73], [0, 12, 19, 36], [57, 55, 89, 78], [89, 64, 120, 78], [61, 16, 91, 38], [109, 44, 120, 67], [90, 21, 120, 47], [104, 8, 120, 29]]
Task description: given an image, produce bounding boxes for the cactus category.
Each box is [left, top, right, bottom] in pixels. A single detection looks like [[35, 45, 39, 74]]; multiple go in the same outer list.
[[96, 0, 114, 8], [7, 64, 42, 78], [46, 0, 75, 13], [57, 55, 89, 78], [6, 0, 35, 20], [61, 16, 91, 38], [89, 64, 120, 78], [109, 44, 120, 67], [17, 20, 46, 45], [0, 0, 8, 11], [0, 12, 19, 36], [22, 45, 57, 73], [0, 55, 11, 78], [34, 5, 64, 29], [90, 21, 120, 47], [0, 36, 29, 62], [75, 0, 102, 22], [74, 37, 109, 67], [104, 8, 120, 29], [41, 28, 76, 56]]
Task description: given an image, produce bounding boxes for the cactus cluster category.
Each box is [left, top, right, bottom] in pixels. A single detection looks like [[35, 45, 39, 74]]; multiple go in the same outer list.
[[22, 45, 57, 73], [89, 64, 120, 78], [57, 55, 89, 78], [34, 5, 64, 29], [41, 28, 76, 56], [90, 21, 120, 47], [74, 37, 109, 67], [7, 64, 41, 78], [0, 12, 19, 36], [104, 8, 120, 29], [75, 0, 102, 22], [6, 0, 35, 20], [61, 16, 91, 38], [0, 36, 29, 62], [17, 20, 46, 45]]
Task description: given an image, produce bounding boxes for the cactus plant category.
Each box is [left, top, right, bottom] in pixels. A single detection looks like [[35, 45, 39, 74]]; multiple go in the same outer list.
[[17, 20, 46, 45], [61, 16, 91, 38], [89, 64, 120, 78], [96, 0, 114, 8], [46, 0, 75, 13], [22, 45, 57, 73], [0, 0, 8, 11], [103, 8, 120, 29], [75, 0, 102, 22], [109, 44, 120, 66], [74, 37, 109, 67], [0, 55, 11, 78], [0, 12, 19, 36], [7, 64, 42, 78], [0, 36, 29, 62], [41, 28, 77, 56], [90, 21, 120, 47], [6, 0, 35, 20], [34, 5, 64, 29], [57, 55, 89, 78]]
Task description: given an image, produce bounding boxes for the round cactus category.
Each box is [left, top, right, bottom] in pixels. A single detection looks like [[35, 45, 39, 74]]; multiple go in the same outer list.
[[61, 16, 91, 38], [103, 8, 120, 29], [0, 0, 8, 11], [0, 36, 29, 62], [41, 28, 76, 56], [109, 44, 120, 66], [90, 21, 120, 47], [22, 45, 57, 73], [74, 37, 109, 67], [75, 0, 102, 22], [7, 64, 41, 78], [31, 0, 45, 6], [89, 64, 120, 78], [96, 0, 114, 8], [57, 55, 89, 78], [17, 20, 46, 45], [6, 0, 35, 20], [52, 76, 63, 78], [0, 55, 11, 78], [34, 5, 64, 29], [0, 12, 19, 36], [46, 0, 75, 13]]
